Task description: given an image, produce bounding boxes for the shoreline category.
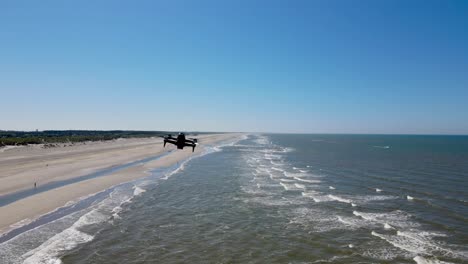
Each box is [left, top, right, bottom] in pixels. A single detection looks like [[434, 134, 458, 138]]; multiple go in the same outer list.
[[0, 133, 241, 236]]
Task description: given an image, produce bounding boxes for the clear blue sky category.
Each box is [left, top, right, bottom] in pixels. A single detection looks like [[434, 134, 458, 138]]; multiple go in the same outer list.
[[1, 0, 467, 134]]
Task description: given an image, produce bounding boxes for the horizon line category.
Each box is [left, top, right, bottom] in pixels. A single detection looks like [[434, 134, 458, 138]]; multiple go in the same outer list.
[[1, 129, 467, 137]]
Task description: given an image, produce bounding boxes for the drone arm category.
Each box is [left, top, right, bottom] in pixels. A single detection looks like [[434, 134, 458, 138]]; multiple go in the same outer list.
[[185, 138, 198, 144], [164, 139, 177, 147]]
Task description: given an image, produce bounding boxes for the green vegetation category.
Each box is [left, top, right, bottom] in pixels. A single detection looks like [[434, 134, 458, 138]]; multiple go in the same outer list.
[[0, 130, 203, 146]]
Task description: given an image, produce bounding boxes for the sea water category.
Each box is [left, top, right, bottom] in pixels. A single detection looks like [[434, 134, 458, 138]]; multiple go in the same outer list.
[[1, 134, 467, 263]]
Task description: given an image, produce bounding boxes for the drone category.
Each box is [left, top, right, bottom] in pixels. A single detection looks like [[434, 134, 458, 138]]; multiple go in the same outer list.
[[161, 133, 198, 152]]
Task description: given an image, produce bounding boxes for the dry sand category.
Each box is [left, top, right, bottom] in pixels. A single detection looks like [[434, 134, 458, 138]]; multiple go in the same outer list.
[[0, 133, 239, 235]]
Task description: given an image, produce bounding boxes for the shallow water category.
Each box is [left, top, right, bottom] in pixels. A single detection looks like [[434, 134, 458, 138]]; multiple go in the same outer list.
[[1, 134, 467, 263]]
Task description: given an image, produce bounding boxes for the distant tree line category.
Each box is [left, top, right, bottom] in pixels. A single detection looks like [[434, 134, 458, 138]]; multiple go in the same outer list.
[[0, 130, 206, 146]]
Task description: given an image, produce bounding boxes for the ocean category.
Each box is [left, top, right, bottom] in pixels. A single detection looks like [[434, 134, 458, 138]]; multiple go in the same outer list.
[[1, 134, 467, 263]]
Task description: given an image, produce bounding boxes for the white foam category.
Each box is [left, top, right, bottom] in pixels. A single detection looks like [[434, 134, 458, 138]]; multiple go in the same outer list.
[[293, 177, 321, 183], [372, 230, 461, 260], [112, 206, 123, 219], [336, 195, 398, 207], [368, 220, 454, 260], [279, 178, 296, 183], [270, 160, 283, 166], [337, 216, 350, 225], [249, 157, 261, 163], [162, 155, 196, 180], [353, 210, 419, 229], [361, 246, 406, 261], [264, 153, 282, 160], [398, 230, 447, 240], [288, 207, 344, 232], [328, 194, 352, 204], [301, 192, 318, 202], [373, 145, 390, 149], [413, 256, 453, 264], [294, 183, 306, 189], [301, 191, 315, 197], [133, 186, 146, 196], [279, 182, 289, 190], [22, 209, 109, 264], [355, 195, 396, 202], [336, 216, 366, 229], [163, 163, 186, 179], [254, 167, 269, 175], [407, 195, 414, 201], [212, 146, 222, 152], [271, 167, 284, 172], [372, 230, 427, 254], [329, 186, 336, 190], [384, 223, 394, 229], [308, 197, 323, 204], [301, 192, 331, 203], [217, 135, 248, 148], [348, 244, 354, 248], [267, 172, 276, 180], [283, 148, 294, 153], [376, 188, 382, 192], [283, 172, 297, 178], [23, 228, 92, 264], [254, 136, 270, 145]]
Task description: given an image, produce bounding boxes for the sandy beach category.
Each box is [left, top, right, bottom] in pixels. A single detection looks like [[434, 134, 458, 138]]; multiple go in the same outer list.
[[0, 133, 238, 235]]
